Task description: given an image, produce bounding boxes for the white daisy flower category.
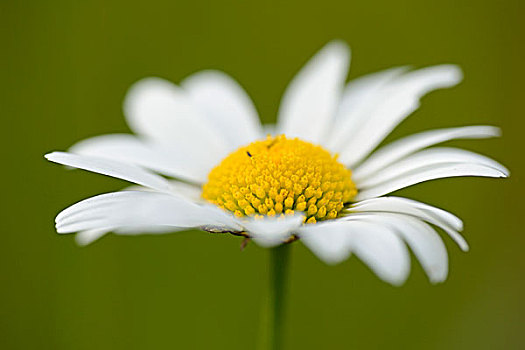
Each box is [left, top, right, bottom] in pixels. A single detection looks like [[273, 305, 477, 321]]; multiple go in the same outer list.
[[46, 41, 508, 286]]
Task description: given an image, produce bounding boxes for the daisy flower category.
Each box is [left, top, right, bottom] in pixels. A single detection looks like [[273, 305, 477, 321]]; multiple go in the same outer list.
[[46, 41, 508, 286]]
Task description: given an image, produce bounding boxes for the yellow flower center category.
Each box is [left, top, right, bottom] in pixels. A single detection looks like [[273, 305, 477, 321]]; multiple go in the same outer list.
[[202, 135, 357, 224]]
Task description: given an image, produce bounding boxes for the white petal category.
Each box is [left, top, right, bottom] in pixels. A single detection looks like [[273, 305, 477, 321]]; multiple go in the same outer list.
[[338, 65, 463, 167], [346, 220, 411, 286], [350, 196, 461, 230], [353, 126, 501, 181], [56, 191, 126, 225], [122, 180, 203, 202], [123, 77, 230, 171], [45, 152, 172, 192], [57, 181, 202, 225], [166, 181, 204, 202], [356, 213, 448, 283], [326, 66, 408, 151], [70, 134, 209, 183], [297, 221, 352, 264], [75, 223, 187, 246], [55, 191, 240, 234], [393, 218, 448, 283], [355, 163, 506, 201], [73, 181, 204, 245], [75, 229, 108, 246], [181, 70, 263, 149], [356, 147, 509, 188], [238, 214, 305, 247], [277, 41, 350, 144], [348, 196, 467, 250], [298, 220, 410, 285]]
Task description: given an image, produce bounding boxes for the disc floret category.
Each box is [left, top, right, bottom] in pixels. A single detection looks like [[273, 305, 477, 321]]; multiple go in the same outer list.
[[202, 135, 357, 223]]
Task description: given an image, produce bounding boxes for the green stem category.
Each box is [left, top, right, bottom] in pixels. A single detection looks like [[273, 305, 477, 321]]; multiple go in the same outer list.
[[267, 243, 291, 350]]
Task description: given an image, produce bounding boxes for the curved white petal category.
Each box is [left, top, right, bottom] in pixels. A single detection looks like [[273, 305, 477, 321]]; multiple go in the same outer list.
[[124, 180, 203, 202], [123, 77, 230, 171], [165, 181, 204, 202], [181, 70, 263, 149], [66, 179, 200, 228], [45, 152, 172, 192], [348, 196, 467, 250], [354, 163, 506, 201], [354, 126, 501, 181], [238, 214, 305, 247], [349, 196, 462, 230], [326, 66, 408, 151], [71, 181, 205, 245], [356, 147, 509, 188], [337, 65, 463, 167], [298, 220, 410, 285], [297, 221, 352, 264], [395, 219, 448, 283], [355, 213, 448, 283], [75, 229, 108, 246], [75, 215, 200, 246], [70, 134, 209, 183], [346, 221, 411, 286], [55, 191, 240, 234], [277, 41, 350, 144], [355, 163, 506, 201]]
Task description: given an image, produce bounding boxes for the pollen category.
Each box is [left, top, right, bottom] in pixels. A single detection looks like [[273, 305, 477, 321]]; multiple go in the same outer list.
[[202, 135, 357, 223]]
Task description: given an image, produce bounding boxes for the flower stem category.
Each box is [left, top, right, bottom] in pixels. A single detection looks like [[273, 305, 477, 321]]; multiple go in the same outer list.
[[267, 243, 291, 350]]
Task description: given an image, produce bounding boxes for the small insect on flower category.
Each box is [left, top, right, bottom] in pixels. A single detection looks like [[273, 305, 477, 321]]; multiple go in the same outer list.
[[46, 41, 508, 285]]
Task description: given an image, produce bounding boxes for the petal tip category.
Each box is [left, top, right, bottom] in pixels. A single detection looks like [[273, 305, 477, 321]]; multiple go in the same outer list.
[[486, 126, 502, 137], [44, 151, 60, 161], [449, 64, 464, 84], [434, 64, 464, 85], [322, 40, 351, 63], [326, 39, 350, 51], [387, 277, 408, 287], [123, 76, 175, 113]]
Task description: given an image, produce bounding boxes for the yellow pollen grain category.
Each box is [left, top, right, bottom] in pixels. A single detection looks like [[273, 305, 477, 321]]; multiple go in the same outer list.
[[202, 135, 357, 224]]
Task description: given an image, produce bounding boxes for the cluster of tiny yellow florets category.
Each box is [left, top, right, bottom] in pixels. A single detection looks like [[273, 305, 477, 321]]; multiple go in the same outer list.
[[202, 135, 357, 224]]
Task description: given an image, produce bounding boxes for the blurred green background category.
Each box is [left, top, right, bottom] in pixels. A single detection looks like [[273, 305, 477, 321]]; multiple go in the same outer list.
[[1, 0, 523, 349]]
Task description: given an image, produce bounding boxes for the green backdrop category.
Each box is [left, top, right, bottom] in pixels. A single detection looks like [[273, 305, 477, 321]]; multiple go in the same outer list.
[[1, 0, 523, 349]]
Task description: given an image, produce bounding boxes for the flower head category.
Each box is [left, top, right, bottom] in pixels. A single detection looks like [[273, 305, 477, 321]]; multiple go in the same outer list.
[[46, 41, 508, 285]]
